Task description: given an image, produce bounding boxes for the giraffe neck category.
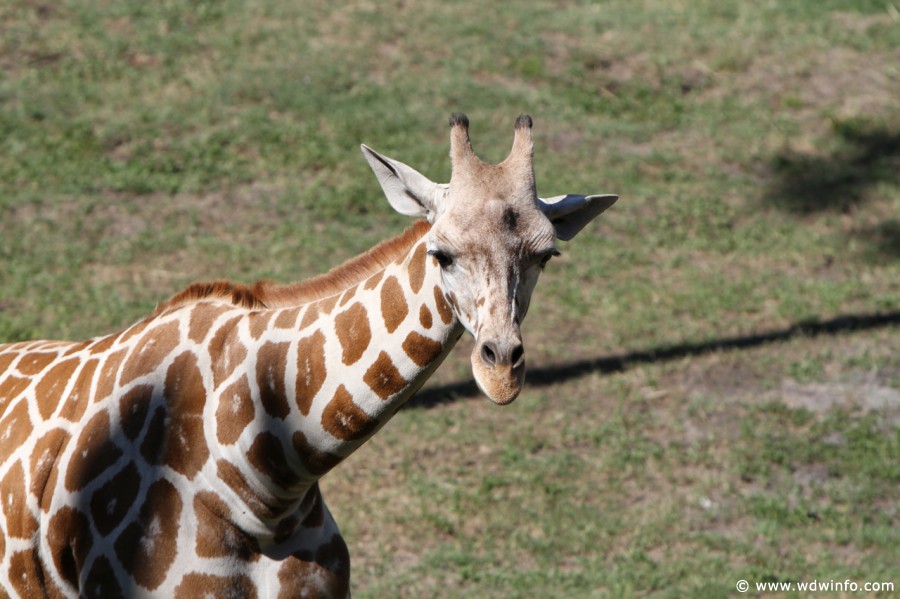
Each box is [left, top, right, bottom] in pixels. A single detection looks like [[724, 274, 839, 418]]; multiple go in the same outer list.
[[0, 224, 461, 594], [208, 227, 463, 529]]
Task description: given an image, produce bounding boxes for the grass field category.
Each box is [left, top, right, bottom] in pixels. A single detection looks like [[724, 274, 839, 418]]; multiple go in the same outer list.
[[2, 0, 899, 596]]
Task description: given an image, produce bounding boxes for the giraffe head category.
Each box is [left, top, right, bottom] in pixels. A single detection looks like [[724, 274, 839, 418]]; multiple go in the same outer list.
[[361, 114, 617, 405]]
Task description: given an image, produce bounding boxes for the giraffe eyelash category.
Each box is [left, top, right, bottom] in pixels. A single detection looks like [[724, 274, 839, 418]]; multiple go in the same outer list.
[[427, 248, 454, 269], [539, 250, 561, 270]]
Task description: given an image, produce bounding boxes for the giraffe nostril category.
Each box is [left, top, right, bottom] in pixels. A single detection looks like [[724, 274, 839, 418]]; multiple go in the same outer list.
[[481, 342, 497, 367], [511, 343, 524, 367]]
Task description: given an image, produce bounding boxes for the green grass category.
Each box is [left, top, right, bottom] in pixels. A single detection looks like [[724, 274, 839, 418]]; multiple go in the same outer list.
[[2, 0, 899, 596]]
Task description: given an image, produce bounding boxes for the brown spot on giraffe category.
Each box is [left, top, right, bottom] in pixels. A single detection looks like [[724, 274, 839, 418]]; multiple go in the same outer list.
[[117, 318, 149, 345], [119, 320, 180, 386], [65, 410, 123, 492], [216, 375, 255, 445], [46, 505, 93, 588], [0, 352, 16, 375], [216, 459, 284, 521], [93, 348, 125, 403], [162, 351, 209, 479], [434, 285, 453, 324], [1, 461, 38, 538], [60, 357, 98, 422], [299, 303, 319, 330], [277, 534, 350, 599], [16, 351, 56, 376], [248, 310, 274, 340], [363, 271, 383, 290], [338, 285, 357, 307], [89, 462, 141, 537], [83, 555, 124, 598], [380, 276, 408, 333], [35, 357, 80, 420], [114, 478, 182, 590], [274, 514, 300, 545], [276, 556, 323, 599], [119, 384, 154, 441], [419, 304, 433, 329], [210, 317, 246, 389], [29, 428, 68, 506], [408, 242, 428, 294], [40, 465, 61, 515], [318, 295, 339, 315], [363, 351, 408, 400], [248, 431, 298, 490], [0, 376, 30, 409], [193, 491, 260, 561], [140, 406, 167, 465], [87, 332, 119, 355], [9, 549, 52, 598], [256, 341, 291, 419], [402, 331, 444, 367], [334, 303, 372, 365], [65, 341, 87, 357], [291, 431, 342, 478], [321, 385, 378, 441], [298, 483, 325, 529], [0, 402, 32, 467], [296, 330, 327, 416], [174, 573, 259, 599], [274, 307, 301, 329], [188, 303, 232, 344]]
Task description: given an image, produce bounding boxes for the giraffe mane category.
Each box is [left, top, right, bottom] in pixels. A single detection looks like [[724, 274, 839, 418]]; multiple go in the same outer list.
[[153, 220, 432, 315]]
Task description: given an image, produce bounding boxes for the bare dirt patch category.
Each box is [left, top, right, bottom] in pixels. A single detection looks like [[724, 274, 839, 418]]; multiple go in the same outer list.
[[673, 330, 900, 413], [779, 373, 900, 415], [7, 182, 286, 239], [710, 43, 900, 134], [92, 183, 287, 237]]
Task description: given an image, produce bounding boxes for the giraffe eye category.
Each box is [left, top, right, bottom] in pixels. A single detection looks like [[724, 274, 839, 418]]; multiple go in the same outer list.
[[428, 249, 454, 269], [539, 250, 560, 269]]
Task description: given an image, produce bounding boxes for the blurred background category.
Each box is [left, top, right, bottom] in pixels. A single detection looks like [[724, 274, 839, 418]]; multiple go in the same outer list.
[[1, 1, 898, 596]]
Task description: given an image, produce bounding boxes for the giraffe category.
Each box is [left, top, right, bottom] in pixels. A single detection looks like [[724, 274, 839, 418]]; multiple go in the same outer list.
[[0, 113, 617, 597]]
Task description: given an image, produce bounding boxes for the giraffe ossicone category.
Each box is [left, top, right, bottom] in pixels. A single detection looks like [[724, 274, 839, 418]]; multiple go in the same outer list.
[[0, 114, 616, 597]]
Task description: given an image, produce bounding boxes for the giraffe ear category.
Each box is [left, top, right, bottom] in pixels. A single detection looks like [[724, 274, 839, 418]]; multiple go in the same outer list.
[[361, 145, 446, 222], [537, 194, 618, 241]]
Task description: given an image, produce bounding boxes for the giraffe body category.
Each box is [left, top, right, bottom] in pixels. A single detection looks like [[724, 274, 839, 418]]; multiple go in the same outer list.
[[0, 114, 616, 597]]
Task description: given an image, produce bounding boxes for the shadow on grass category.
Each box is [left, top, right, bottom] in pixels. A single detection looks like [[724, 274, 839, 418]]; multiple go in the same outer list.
[[768, 119, 900, 215], [768, 119, 900, 259], [408, 310, 900, 408]]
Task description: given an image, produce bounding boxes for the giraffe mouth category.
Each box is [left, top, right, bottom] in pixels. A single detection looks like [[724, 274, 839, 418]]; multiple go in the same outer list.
[[470, 345, 526, 405]]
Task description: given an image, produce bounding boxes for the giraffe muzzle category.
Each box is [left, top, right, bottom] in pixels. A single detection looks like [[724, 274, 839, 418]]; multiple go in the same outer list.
[[471, 339, 526, 405]]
